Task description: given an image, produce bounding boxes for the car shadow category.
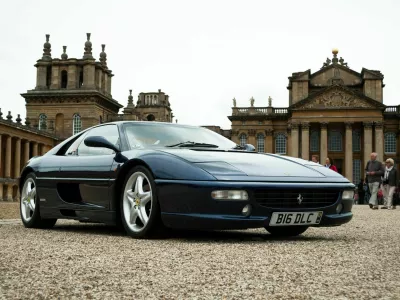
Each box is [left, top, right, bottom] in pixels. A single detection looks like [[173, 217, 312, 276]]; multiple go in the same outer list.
[[50, 221, 341, 242]]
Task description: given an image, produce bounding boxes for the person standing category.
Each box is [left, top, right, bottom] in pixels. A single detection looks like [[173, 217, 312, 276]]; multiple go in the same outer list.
[[325, 157, 338, 172], [311, 155, 320, 164], [365, 152, 385, 209], [381, 158, 397, 210]]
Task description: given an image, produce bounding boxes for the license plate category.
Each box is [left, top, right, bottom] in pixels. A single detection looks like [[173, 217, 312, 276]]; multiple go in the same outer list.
[[269, 211, 323, 226]]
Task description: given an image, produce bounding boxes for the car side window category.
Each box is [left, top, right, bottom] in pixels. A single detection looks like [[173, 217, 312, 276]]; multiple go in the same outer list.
[[76, 125, 120, 156]]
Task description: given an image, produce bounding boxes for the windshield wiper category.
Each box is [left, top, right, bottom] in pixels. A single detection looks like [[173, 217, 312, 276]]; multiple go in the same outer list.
[[166, 141, 219, 148]]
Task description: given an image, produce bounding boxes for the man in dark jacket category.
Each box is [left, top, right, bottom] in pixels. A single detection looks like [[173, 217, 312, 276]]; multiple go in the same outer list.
[[365, 152, 384, 209]]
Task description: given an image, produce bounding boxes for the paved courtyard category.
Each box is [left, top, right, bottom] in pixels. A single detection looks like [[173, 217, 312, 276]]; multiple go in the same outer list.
[[0, 204, 399, 299]]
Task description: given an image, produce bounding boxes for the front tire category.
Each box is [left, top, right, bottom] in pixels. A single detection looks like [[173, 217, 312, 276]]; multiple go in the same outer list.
[[20, 173, 57, 229], [265, 226, 308, 237], [120, 166, 163, 238]]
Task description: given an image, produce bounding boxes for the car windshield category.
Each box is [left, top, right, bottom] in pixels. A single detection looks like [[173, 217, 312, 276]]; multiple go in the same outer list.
[[122, 122, 238, 149]]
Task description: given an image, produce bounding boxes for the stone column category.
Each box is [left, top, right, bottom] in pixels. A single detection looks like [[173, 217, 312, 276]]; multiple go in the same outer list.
[[67, 62, 77, 89], [231, 131, 239, 145], [32, 142, 38, 157], [345, 122, 353, 182], [374, 121, 384, 160], [24, 140, 30, 165], [0, 134, 2, 177], [363, 122, 373, 171], [83, 61, 96, 89], [301, 122, 310, 160], [5, 135, 12, 178], [36, 65, 47, 89], [6, 184, 13, 201], [248, 130, 256, 147], [0, 183, 3, 201], [50, 65, 60, 89], [290, 123, 299, 157], [320, 122, 328, 163], [14, 138, 21, 178], [108, 74, 112, 95], [265, 129, 274, 153]]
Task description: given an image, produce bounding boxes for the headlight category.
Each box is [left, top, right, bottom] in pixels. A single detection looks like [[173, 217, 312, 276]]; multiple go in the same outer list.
[[342, 190, 354, 200], [211, 190, 248, 200]]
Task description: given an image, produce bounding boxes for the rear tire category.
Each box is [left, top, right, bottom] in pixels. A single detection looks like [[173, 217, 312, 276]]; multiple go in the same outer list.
[[120, 166, 164, 239], [265, 226, 308, 237], [20, 173, 57, 229]]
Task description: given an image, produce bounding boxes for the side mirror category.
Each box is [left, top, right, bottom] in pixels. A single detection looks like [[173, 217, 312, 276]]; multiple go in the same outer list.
[[84, 136, 120, 153], [244, 144, 256, 152]]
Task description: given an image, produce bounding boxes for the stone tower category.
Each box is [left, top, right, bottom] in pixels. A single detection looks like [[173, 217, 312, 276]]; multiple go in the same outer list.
[[21, 33, 123, 140], [134, 89, 174, 122]]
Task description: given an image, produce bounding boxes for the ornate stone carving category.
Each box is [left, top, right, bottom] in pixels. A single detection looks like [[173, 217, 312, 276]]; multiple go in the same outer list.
[[345, 122, 353, 130], [274, 132, 288, 138], [289, 122, 299, 130], [302, 88, 375, 109], [374, 121, 383, 129], [301, 122, 310, 130], [265, 129, 274, 136], [250, 97, 255, 107], [363, 121, 373, 129], [248, 129, 256, 136], [320, 122, 328, 129], [233, 97, 236, 107]]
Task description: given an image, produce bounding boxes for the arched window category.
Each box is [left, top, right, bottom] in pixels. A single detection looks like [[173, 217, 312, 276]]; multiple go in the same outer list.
[[147, 114, 155, 121], [79, 71, 84, 88], [72, 113, 82, 135], [310, 130, 319, 152], [38, 114, 47, 130], [352, 131, 361, 152], [46, 66, 52, 88], [275, 133, 287, 154], [328, 131, 342, 151], [61, 70, 68, 88], [257, 133, 265, 153], [384, 132, 397, 153], [239, 133, 247, 146]]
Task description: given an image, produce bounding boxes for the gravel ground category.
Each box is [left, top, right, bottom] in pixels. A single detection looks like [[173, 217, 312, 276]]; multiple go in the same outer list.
[[0, 202, 19, 220], [0, 205, 399, 299]]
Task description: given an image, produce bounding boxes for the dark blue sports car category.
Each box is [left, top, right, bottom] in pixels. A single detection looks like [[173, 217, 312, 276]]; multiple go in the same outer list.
[[19, 121, 355, 238]]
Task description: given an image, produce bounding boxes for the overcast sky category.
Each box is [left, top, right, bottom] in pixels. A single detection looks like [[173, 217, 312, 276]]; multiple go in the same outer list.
[[0, 0, 399, 129]]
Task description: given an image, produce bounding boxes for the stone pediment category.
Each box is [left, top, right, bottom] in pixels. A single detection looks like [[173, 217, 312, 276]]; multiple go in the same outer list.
[[291, 85, 385, 110], [310, 64, 362, 87]]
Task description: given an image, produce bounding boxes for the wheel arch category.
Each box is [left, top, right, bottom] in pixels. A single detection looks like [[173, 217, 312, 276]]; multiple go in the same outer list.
[[19, 167, 35, 193]]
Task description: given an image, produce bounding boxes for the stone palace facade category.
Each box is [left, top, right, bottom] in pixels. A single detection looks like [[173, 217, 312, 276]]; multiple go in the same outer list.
[[207, 49, 400, 185]]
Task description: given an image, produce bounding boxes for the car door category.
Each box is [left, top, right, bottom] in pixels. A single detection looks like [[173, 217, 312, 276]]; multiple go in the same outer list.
[[57, 124, 120, 209]]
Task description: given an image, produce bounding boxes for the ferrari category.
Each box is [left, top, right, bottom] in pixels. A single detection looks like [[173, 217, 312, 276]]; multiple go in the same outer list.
[[19, 121, 355, 238]]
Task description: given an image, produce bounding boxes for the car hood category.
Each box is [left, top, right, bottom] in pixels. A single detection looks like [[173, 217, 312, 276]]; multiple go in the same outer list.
[[157, 149, 346, 181]]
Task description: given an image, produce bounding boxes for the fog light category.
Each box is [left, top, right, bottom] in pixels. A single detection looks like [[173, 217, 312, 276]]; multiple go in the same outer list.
[[242, 204, 252, 217], [336, 203, 343, 214], [211, 190, 248, 200]]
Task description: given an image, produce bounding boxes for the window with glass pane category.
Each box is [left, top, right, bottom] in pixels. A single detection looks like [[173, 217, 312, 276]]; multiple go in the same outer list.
[[352, 131, 361, 152], [38, 114, 47, 130], [73, 113, 82, 135], [239, 134, 247, 146], [384, 132, 397, 153], [257, 134, 265, 153], [310, 131, 319, 152], [353, 159, 361, 184], [328, 131, 342, 151], [275, 133, 286, 154]]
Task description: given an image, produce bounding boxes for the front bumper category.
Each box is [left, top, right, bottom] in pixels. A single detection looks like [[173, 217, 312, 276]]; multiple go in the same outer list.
[[156, 179, 354, 230]]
